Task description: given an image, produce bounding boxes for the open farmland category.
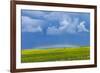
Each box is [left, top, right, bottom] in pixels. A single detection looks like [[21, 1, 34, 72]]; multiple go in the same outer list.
[[21, 46, 90, 63]]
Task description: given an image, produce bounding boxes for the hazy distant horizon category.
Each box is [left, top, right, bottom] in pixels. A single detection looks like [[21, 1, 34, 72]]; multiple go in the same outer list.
[[22, 44, 80, 49]]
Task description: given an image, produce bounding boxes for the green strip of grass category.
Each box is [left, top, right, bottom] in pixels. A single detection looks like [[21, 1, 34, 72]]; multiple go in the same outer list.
[[21, 46, 90, 63]]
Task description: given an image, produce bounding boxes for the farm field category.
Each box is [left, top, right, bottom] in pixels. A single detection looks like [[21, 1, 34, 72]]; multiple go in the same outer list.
[[21, 46, 90, 63]]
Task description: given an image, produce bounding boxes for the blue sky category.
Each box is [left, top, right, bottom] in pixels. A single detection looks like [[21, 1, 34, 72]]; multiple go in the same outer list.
[[21, 9, 90, 49]]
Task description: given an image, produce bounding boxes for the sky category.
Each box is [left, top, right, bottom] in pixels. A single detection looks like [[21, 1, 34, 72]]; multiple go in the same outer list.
[[21, 9, 90, 49]]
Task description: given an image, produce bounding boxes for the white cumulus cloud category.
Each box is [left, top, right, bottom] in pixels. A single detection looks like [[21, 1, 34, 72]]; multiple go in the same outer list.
[[59, 17, 79, 34], [22, 11, 89, 35], [47, 17, 89, 35], [22, 16, 44, 32], [77, 21, 89, 32]]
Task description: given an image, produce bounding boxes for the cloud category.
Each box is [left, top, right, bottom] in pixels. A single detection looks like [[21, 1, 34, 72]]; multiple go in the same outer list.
[[21, 10, 89, 34], [44, 12, 90, 35], [44, 12, 62, 21], [22, 16, 45, 32], [47, 16, 79, 35], [47, 17, 89, 35], [77, 21, 89, 32], [22, 10, 46, 19], [59, 16, 79, 34], [47, 26, 61, 35]]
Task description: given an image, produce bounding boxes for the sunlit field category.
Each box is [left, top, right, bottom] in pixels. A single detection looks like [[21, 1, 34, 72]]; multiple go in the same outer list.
[[21, 46, 90, 63]]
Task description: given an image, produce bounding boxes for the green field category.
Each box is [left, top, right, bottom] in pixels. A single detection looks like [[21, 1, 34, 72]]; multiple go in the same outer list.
[[21, 46, 90, 63]]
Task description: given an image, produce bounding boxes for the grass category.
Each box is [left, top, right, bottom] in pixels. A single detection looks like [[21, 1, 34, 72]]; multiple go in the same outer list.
[[21, 46, 90, 63]]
